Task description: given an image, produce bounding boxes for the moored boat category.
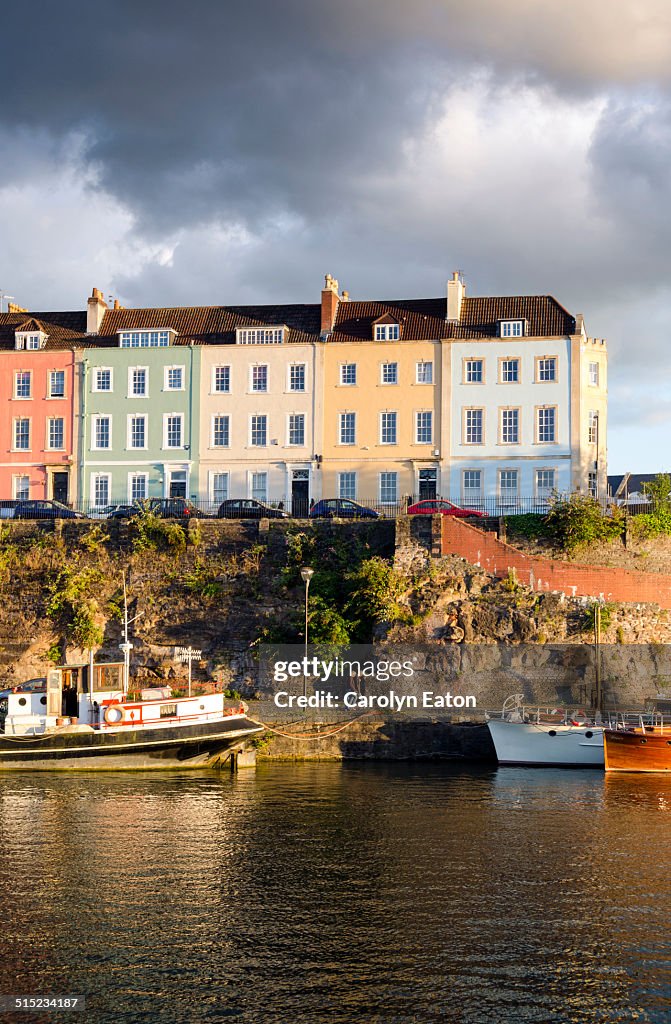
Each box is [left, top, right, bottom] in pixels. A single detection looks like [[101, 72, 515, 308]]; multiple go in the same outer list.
[[603, 713, 671, 773], [486, 694, 605, 767], [0, 660, 262, 770]]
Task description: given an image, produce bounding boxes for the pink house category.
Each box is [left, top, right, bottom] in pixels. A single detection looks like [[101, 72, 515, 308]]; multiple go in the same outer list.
[[0, 313, 86, 503]]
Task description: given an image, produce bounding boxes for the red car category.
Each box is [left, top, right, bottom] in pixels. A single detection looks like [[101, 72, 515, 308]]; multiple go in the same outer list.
[[406, 499, 486, 518]]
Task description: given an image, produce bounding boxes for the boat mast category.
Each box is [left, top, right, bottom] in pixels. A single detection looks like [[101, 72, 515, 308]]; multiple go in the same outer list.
[[119, 576, 142, 697]]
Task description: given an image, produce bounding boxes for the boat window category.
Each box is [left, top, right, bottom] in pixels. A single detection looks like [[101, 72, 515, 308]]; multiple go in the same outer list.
[[548, 730, 557, 737], [585, 731, 593, 738]]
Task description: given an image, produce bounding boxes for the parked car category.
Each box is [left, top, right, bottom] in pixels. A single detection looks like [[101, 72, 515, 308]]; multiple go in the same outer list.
[[217, 499, 289, 519], [309, 499, 381, 520], [406, 499, 486, 519], [148, 498, 207, 519], [88, 504, 139, 520], [13, 500, 83, 520], [0, 499, 19, 520]]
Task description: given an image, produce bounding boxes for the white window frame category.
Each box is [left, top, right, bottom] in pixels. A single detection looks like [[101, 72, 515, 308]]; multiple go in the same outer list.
[[164, 365, 185, 391], [91, 473, 111, 508], [249, 414, 268, 447], [589, 362, 599, 387], [14, 370, 32, 400], [500, 408, 520, 445], [464, 359, 484, 384], [338, 472, 357, 500], [163, 413, 184, 450], [213, 365, 231, 394], [128, 472, 148, 503], [127, 413, 148, 451], [416, 361, 433, 385], [13, 475, 30, 500], [588, 411, 598, 444], [128, 366, 148, 398], [381, 362, 398, 385], [288, 413, 305, 447], [535, 468, 557, 500], [236, 327, 285, 345], [339, 412, 356, 445], [13, 418, 31, 451], [499, 320, 524, 338], [536, 357, 557, 383], [250, 471, 268, 501], [250, 364, 269, 393], [375, 323, 400, 341], [498, 468, 520, 502], [463, 408, 484, 445], [462, 469, 483, 502], [379, 471, 398, 504], [339, 363, 357, 386], [211, 472, 229, 505], [499, 358, 520, 384], [93, 367, 113, 393], [212, 414, 231, 448], [119, 330, 172, 348], [288, 363, 306, 393], [48, 369, 66, 399], [91, 415, 112, 451], [380, 411, 398, 445], [415, 411, 433, 445], [47, 416, 65, 451], [536, 406, 557, 444]]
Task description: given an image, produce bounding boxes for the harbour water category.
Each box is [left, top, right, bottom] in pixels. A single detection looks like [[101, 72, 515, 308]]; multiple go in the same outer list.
[[0, 764, 670, 1024]]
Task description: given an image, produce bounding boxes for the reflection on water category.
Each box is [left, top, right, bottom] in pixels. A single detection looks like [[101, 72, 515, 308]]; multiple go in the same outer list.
[[0, 765, 670, 1024]]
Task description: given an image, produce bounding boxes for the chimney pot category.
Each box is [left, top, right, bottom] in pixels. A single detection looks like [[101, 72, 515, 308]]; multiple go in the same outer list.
[[87, 286, 108, 334], [321, 273, 342, 334]]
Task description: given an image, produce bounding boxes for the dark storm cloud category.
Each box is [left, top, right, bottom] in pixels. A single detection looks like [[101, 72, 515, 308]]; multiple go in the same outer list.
[[3, 0, 671, 238]]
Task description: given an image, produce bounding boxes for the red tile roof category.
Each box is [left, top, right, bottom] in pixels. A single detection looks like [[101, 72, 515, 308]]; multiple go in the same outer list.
[[97, 303, 321, 346], [0, 311, 88, 350]]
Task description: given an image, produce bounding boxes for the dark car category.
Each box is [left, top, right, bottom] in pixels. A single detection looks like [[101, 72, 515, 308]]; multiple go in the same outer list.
[[309, 499, 381, 520], [13, 500, 82, 520], [217, 499, 289, 520], [103, 504, 144, 520], [148, 498, 207, 519], [406, 499, 486, 519]]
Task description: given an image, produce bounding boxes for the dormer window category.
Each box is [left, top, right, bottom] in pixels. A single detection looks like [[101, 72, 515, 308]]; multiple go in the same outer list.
[[375, 323, 400, 341], [498, 320, 526, 338], [15, 331, 47, 350], [236, 326, 286, 344], [373, 313, 401, 341], [118, 329, 174, 348]]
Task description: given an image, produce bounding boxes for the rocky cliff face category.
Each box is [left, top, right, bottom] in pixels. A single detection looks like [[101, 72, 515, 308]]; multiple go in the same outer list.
[[0, 519, 669, 703]]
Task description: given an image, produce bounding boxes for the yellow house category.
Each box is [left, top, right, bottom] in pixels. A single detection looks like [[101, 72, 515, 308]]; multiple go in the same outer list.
[[319, 277, 445, 507]]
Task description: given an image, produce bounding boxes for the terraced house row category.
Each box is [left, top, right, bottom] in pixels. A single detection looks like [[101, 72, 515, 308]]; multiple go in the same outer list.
[[0, 272, 607, 511]]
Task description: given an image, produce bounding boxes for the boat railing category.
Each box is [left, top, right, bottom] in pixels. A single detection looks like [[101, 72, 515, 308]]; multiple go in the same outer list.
[[608, 711, 671, 734]]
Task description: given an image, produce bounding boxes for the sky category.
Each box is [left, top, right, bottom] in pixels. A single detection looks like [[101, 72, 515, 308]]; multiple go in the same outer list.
[[0, 0, 669, 473]]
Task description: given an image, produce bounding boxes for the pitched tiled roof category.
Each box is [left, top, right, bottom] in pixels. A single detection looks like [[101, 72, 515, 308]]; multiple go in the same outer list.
[[97, 303, 321, 346], [0, 311, 88, 350], [330, 295, 575, 341]]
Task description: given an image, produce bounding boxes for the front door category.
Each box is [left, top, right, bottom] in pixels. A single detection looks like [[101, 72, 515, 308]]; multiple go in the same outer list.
[[169, 470, 187, 498], [419, 469, 437, 501], [291, 471, 309, 517], [52, 472, 69, 504]]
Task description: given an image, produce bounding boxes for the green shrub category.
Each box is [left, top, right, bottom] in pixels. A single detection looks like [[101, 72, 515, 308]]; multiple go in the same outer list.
[[544, 494, 624, 554], [504, 514, 547, 541]]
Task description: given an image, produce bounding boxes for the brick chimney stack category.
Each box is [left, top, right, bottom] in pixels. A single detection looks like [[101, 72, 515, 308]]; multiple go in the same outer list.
[[321, 274, 341, 335], [87, 287, 108, 334], [447, 270, 465, 321]]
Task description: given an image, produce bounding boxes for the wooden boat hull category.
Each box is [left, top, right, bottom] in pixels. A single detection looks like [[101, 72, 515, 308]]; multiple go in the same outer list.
[[0, 716, 263, 770], [604, 728, 671, 773]]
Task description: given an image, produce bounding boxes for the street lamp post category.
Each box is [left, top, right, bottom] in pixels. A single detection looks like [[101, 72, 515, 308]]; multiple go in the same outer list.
[[300, 567, 314, 697]]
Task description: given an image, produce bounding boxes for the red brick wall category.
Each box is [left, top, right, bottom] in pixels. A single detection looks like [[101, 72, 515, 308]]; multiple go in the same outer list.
[[441, 517, 671, 609]]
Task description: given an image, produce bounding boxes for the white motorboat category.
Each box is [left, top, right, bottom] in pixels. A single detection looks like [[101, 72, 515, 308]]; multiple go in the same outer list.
[[486, 694, 604, 767]]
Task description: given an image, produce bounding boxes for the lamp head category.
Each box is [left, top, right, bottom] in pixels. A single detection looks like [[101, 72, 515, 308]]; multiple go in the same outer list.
[[300, 567, 314, 583]]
